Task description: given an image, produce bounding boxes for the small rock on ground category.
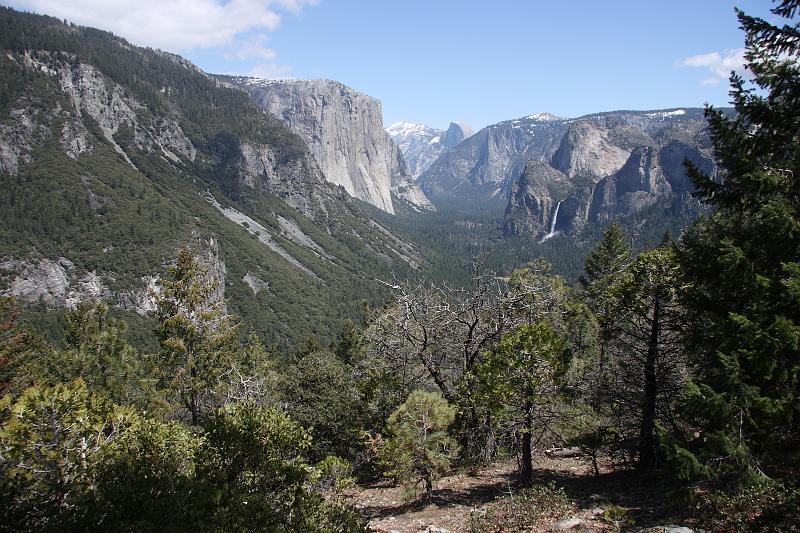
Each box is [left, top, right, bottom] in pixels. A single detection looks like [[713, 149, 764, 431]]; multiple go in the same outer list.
[[552, 517, 584, 530]]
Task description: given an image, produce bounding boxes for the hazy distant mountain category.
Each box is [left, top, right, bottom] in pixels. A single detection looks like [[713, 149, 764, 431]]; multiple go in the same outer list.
[[386, 120, 474, 179], [440, 121, 474, 148], [418, 112, 569, 204]]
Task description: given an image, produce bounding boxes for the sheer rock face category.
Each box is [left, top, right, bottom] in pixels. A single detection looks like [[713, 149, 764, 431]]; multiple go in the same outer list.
[[501, 110, 717, 238], [227, 78, 404, 213], [551, 121, 631, 180], [502, 162, 570, 236], [440, 121, 474, 148]]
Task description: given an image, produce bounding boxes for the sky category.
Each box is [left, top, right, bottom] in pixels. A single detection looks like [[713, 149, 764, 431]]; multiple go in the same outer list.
[[4, 0, 777, 130]]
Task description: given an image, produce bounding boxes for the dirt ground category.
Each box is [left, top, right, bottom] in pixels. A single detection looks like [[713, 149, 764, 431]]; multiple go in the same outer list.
[[348, 455, 695, 532]]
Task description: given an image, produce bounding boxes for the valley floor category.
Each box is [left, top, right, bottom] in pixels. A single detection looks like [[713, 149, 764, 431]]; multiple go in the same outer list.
[[350, 456, 696, 532]]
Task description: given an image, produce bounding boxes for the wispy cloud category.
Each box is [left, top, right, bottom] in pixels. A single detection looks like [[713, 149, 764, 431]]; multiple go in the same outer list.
[[7, 0, 318, 80], [677, 48, 747, 85], [6, 0, 317, 52], [234, 34, 277, 62]]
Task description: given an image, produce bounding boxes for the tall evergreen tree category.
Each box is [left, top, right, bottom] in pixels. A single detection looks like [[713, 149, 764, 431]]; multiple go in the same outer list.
[[609, 246, 685, 468], [476, 323, 570, 483], [675, 0, 800, 480], [154, 247, 239, 426], [580, 223, 632, 366], [580, 222, 632, 304]]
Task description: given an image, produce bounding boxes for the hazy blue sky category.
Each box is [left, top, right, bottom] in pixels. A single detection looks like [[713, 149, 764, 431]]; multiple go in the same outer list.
[[6, 0, 776, 130]]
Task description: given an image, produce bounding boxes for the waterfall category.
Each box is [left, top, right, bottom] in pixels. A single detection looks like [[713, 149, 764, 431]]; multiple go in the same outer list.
[[540, 201, 561, 242], [549, 201, 561, 234]]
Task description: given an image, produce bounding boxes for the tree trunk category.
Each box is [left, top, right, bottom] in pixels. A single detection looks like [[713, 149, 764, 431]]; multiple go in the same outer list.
[[424, 473, 433, 500], [190, 390, 198, 426], [521, 403, 533, 483], [190, 364, 199, 426], [639, 294, 660, 468]]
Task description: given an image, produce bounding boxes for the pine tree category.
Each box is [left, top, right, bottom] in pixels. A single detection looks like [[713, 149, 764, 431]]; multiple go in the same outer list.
[[153, 247, 239, 426], [380, 390, 458, 500], [580, 223, 632, 366], [60, 303, 146, 406], [608, 246, 685, 468], [580, 222, 631, 302], [675, 0, 800, 480], [476, 323, 570, 483]]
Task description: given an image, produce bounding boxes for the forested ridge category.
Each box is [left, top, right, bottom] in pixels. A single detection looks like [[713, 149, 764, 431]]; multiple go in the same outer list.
[[0, 6, 426, 350], [1, 1, 800, 532]]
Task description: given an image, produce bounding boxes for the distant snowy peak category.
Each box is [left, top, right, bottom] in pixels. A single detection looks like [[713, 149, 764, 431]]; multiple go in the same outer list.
[[387, 120, 473, 179], [386, 121, 439, 139], [526, 112, 564, 122], [644, 109, 687, 119]]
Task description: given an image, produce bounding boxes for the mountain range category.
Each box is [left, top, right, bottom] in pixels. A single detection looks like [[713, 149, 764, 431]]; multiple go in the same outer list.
[[386, 120, 473, 179], [394, 109, 719, 240], [0, 6, 721, 347]]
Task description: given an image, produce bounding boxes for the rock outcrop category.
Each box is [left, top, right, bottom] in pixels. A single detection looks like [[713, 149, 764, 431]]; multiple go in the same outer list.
[[226, 77, 412, 213], [501, 110, 717, 238], [440, 121, 474, 148], [0, 257, 111, 308]]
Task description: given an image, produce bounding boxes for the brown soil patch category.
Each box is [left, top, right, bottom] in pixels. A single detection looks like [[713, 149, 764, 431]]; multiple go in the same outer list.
[[349, 455, 695, 532]]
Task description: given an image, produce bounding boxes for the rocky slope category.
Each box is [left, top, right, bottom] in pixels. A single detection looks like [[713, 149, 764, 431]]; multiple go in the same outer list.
[[419, 112, 568, 203], [222, 77, 433, 213], [386, 120, 473, 179], [501, 110, 717, 239], [0, 7, 421, 347]]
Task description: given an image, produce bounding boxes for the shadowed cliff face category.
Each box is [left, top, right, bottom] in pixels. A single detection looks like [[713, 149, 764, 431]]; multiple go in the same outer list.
[[500, 111, 717, 239]]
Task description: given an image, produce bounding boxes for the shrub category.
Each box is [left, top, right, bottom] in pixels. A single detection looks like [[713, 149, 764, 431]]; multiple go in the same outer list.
[[379, 390, 458, 500], [467, 482, 572, 532], [692, 481, 800, 533]]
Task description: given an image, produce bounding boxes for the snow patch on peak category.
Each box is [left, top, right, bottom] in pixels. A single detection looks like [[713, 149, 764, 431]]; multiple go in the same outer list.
[[526, 112, 564, 122], [386, 121, 437, 138], [645, 109, 686, 118]]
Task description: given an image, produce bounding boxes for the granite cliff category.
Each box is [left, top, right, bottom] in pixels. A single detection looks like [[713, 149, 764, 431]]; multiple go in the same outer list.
[[223, 77, 433, 213], [500, 110, 716, 239]]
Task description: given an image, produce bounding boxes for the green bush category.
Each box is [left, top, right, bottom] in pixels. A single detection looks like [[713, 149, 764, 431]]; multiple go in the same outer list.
[[0, 382, 368, 532], [379, 390, 458, 500], [692, 482, 800, 533], [467, 482, 572, 532]]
